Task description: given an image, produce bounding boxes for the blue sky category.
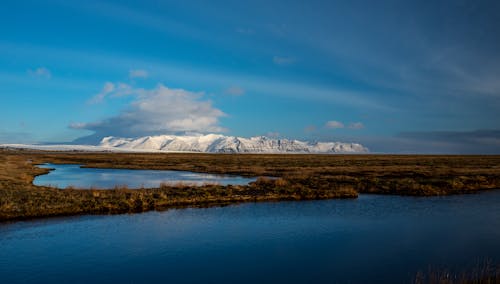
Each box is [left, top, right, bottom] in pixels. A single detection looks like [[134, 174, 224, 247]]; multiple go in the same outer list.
[[1, 0, 500, 153]]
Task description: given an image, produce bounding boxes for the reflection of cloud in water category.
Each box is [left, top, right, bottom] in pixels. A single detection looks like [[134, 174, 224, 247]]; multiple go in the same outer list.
[[33, 163, 256, 189], [159, 180, 220, 186]]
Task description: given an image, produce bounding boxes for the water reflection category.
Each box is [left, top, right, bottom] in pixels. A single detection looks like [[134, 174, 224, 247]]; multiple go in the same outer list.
[[1, 191, 499, 283], [33, 163, 256, 189]]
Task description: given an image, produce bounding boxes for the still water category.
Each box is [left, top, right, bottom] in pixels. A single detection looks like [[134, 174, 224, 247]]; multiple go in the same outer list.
[[33, 163, 256, 189], [1, 191, 499, 283]]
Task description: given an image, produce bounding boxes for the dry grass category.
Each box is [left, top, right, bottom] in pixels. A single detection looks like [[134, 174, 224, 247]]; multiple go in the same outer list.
[[414, 260, 500, 284], [1, 148, 500, 221]]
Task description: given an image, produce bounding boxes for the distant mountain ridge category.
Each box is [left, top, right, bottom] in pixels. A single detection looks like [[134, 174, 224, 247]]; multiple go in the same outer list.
[[99, 134, 368, 153]]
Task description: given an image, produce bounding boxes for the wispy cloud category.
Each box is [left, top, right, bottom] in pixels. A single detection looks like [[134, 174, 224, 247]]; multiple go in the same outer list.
[[398, 129, 500, 145], [0, 42, 391, 111], [273, 56, 295, 66], [58, 1, 205, 43], [304, 125, 317, 133], [360, 129, 500, 154], [325, 121, 344, 129], [73, 84, 226, 137], [51, 1, 500, 105], [236, 27, 255, 35], [88, 82, 136, 104], [129, 69, 148, 79], [348, 122, 364, 129], [88, 82, 115, 104], [28, 67, 51, 79], [225, 86, 245, 96], [325, 121, 364, 130]]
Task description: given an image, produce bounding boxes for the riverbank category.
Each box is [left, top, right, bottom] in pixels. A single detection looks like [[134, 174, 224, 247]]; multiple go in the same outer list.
[[1, 148, 500, 221]]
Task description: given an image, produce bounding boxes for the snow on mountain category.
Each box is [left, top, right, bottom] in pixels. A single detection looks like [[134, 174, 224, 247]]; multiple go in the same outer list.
[[99, 134, 368, 153]]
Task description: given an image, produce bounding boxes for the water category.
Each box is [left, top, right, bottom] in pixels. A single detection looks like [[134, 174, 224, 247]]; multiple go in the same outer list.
[[33, 163, 256, 189], [1, 191, 499, 284]]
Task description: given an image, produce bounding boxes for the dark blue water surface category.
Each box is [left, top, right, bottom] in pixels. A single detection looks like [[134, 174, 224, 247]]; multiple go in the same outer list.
[[1, 191, 499, 284], [33, 163, 256, 189]]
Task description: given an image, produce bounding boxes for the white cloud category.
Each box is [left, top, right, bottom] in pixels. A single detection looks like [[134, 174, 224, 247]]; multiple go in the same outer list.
[[74, 84, 226, 137], [112, 83, 134, 97], [348, 122, 364, 129], [28, 67, 51, 79], [88, 82, 115, 104], [225, 86, 245, 96], [88, 82, 136, 104], [129, 69, 148, 79], [325, 121, 364, 130], [325, 121, 344, 129], [273, 56, 295, 66]]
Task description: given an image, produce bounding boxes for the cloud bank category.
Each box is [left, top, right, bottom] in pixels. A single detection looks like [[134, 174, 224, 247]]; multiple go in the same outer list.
[[72, 84, 226, 140], [395, 129, 500, 154], [348, 129, 500, 154]]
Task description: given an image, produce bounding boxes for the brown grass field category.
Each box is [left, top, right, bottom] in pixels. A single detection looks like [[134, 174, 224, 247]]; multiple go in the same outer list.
[[1, 148, 500, 221]]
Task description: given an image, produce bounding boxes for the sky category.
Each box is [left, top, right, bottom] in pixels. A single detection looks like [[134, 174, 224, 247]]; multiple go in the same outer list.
[[1, 0, 500, 153]]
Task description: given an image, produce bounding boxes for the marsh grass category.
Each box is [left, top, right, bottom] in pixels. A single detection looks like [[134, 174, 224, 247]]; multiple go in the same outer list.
[[414, 260, 500, 284], [1, 149, 500, 221]]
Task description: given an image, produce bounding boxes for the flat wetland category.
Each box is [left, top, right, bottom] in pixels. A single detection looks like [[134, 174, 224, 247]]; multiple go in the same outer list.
[[1, 148, 500, 221]]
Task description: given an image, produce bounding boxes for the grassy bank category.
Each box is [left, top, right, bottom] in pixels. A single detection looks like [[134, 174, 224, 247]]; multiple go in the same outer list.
[[1, 148, 500, 221]]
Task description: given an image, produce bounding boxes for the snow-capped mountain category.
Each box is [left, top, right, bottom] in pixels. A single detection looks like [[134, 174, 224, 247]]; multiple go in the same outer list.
[[99, 134, 368, 153]]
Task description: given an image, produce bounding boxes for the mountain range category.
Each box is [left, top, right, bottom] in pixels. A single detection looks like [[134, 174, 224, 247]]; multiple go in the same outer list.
[[99, 134, 368, 153]]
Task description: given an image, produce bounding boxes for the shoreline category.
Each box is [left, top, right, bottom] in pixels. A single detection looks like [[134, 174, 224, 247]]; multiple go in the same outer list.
[[1, 149, 500, 222]]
